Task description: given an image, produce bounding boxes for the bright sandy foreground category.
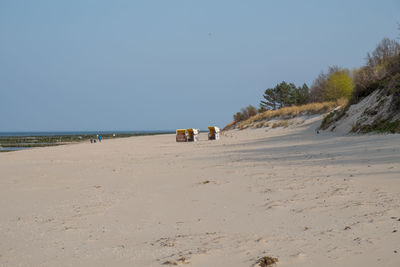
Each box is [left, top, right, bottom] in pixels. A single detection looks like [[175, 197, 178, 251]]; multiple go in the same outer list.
[[1, 117, 400, 267]]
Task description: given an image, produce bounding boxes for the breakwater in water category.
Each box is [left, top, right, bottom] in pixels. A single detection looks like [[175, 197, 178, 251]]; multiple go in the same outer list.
[[0, 131, 173, 152]]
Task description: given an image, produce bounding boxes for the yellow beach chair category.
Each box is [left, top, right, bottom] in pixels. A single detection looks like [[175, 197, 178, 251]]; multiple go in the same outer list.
[[208, 126, 220, 140], [176, 129, 188, 142], [186, 128, 199, 142]]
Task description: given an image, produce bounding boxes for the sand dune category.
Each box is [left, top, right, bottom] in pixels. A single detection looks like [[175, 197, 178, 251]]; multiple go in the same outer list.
[[1, 117, 399, 266]]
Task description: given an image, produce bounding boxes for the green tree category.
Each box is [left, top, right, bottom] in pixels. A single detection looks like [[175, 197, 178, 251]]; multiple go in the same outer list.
[[275, 81, 292, 108], [287, 83, 297, 106], [298, 83, 310, 104], [310, 66, 353, 102], [261, 81, 309, 109], [291, 83, 310, 105], [323, 69, 354, 101], [260, 88, 278, 110]]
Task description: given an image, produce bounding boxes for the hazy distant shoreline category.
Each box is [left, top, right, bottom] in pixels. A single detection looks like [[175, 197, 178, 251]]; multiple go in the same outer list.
[[0, 130, 174, 152], [0, 130, 174, 137]]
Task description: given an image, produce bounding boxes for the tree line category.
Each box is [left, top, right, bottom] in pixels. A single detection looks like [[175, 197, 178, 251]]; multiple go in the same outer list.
[[233, 35, 400, 123], [260, 82, 309, 111]]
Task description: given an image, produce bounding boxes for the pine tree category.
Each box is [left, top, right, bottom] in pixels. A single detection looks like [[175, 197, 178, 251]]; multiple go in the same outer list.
[[260, 88, 278, 110], [275, 82, 290, 108], [286, 82, 298, 106], [261, 82, 310, 110], [297, 83, 310, 105]]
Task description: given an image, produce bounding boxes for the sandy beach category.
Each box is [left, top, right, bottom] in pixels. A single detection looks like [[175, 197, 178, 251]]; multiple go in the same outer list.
[[1, 116, 400, 267]]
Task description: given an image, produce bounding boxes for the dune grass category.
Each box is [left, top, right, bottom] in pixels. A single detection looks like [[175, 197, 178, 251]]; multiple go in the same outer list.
[[227, 100, 346, 130]]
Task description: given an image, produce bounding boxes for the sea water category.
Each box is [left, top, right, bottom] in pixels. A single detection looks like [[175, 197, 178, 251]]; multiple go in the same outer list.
[[0, 130, 174, 151]]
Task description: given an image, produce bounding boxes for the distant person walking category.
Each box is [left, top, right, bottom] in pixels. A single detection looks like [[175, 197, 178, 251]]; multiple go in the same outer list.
[[99, 135, 103, 142]]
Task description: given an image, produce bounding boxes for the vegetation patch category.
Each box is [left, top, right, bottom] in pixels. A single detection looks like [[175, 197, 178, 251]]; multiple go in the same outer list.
[[320, 103, 349, 130], [255, 122, 264, 128], [227, 100, 343, 131], [320, 112, 335, 130], [359, 120, 400, 134], [271, 120, 292, 129], [351, 39, 400, 105]]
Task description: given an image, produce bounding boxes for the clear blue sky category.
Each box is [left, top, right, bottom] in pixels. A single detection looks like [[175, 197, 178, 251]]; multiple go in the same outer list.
[[1, 0, 399, 131]]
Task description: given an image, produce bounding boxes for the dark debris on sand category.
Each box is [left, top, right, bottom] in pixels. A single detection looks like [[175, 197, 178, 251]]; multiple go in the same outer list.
[[162, 260, 177, 266], [162, 257, 189, 265], [256, 256, 278, 267]]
